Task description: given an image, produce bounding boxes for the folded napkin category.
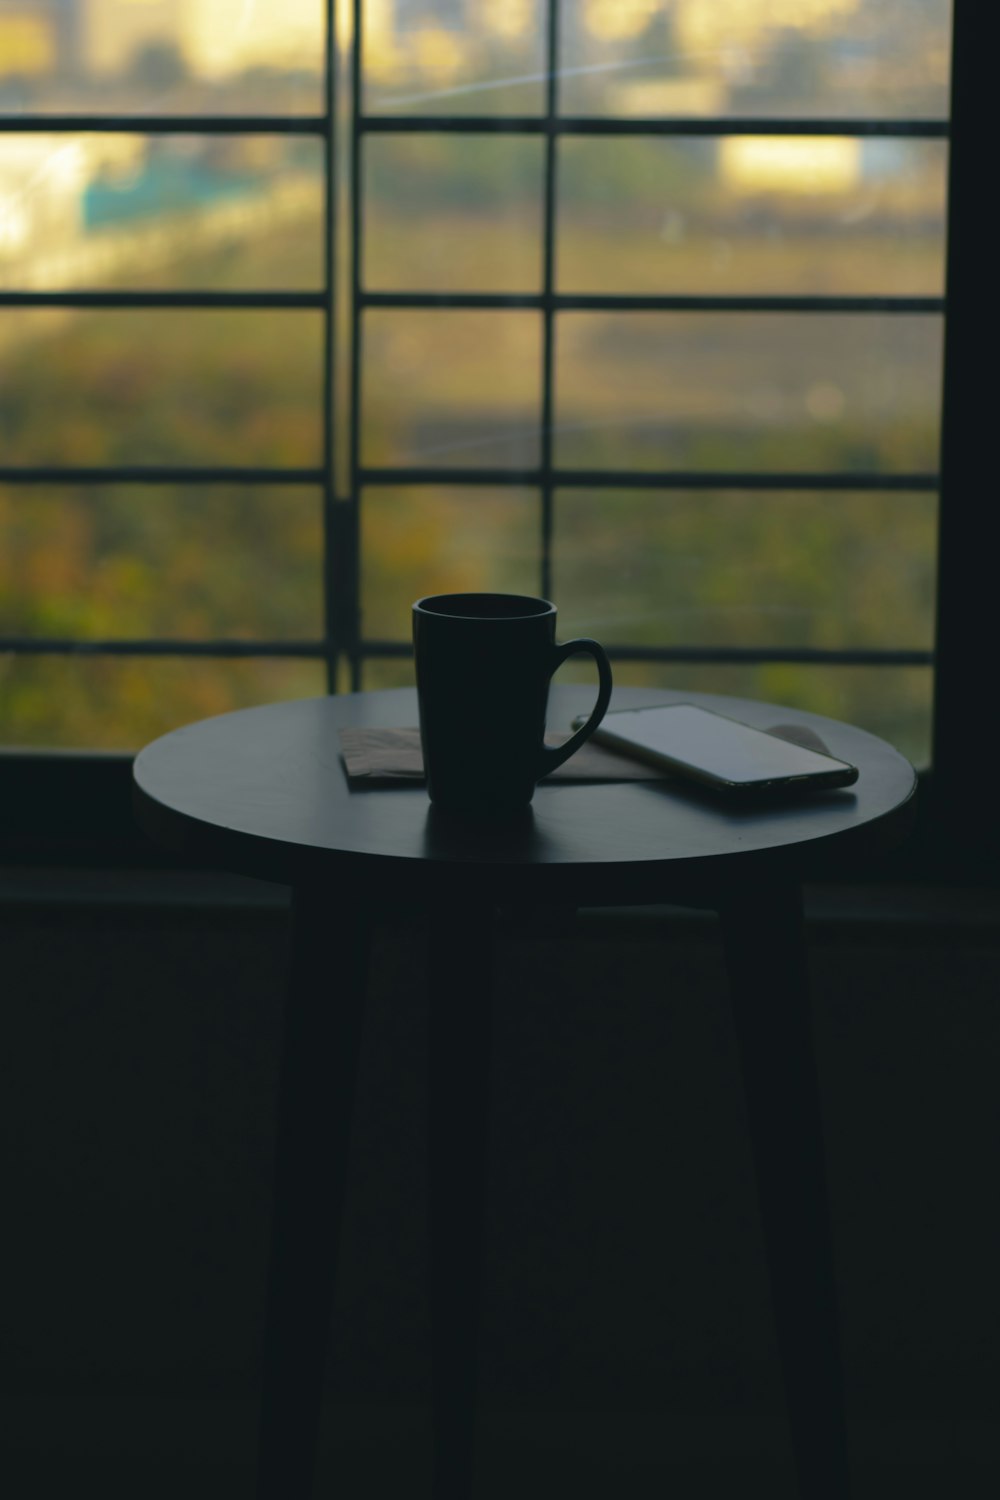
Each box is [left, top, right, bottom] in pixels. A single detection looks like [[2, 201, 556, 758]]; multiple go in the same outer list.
[[338, 726, 665, 784], [338, 722, 833, 787]]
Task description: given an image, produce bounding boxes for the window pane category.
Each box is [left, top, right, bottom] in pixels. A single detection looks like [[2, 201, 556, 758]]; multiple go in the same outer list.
[[361, 485, 539, 638], [0, 0, 323, 115], [0, 655, 325, 751], [363, 0, 545, 116], [0, 486, 322, 642], [554, 488, 936, 651], [558, 137, 946, 297], [558, 0, 951, 119], [0, 136, 323, 291], [360, 655, 416, 691], [364, 136, 543, 292], [362, 310, 541, 469], [553, 657, 932, 770], [554, 312, 942, 473], [0, 310, 323, 466]]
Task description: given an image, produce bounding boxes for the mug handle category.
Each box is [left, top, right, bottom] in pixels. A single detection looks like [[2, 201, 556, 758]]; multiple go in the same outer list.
[[537, 639, 613, 779]]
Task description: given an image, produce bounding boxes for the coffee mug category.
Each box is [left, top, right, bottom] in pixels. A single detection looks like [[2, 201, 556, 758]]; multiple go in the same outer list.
[[413, 592, 613, 818]]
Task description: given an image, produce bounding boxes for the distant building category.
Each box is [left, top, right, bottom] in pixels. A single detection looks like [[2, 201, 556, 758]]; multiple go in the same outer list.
[[0, 1, 62, 81], [0, 0, 329, 83], [76, 0, 180, 77], [0, 0, 183, 81], [179, 0, 323, 79]]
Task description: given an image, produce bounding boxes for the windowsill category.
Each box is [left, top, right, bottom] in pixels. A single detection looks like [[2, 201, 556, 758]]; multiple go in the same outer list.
[[3, 865, 1000, 944], [0, 865, 291, 911]]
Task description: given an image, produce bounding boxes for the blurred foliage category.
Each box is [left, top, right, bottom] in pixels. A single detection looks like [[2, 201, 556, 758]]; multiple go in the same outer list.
[[0, 310, 322, 468], [1, 134, 943, 763]]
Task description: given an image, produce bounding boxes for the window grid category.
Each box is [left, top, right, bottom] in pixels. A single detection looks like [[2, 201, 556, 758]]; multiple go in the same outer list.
[[0, 0, 947, 690]]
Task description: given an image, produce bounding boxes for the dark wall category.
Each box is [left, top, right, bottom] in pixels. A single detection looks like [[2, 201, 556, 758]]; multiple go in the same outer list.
[[2, 878, 999, 1497]]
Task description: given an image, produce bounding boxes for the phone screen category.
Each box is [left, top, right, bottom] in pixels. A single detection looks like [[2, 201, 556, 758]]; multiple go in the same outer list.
[[595, 704, 856, 787]]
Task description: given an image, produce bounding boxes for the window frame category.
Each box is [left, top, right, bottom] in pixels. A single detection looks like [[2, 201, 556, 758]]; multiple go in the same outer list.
[[1, 1, 986, 880]]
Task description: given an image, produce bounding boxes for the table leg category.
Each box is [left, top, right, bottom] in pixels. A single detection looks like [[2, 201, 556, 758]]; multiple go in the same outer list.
[[427, 903, 494, 1500], [256, 884, 371, 1500], [718, 881, 851, 1500]]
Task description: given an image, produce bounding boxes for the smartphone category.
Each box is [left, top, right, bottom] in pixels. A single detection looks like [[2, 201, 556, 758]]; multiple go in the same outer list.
[[573, 702, 858, 794]]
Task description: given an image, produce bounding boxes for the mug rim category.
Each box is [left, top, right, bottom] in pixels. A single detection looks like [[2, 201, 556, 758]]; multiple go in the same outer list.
[[414, 592, 556, 621]]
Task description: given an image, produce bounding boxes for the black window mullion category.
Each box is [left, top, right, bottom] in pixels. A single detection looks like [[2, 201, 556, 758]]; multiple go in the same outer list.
[[356, 291, 943, 315], [539, 0, 561, 603], [0, 467, 325, 485], [0, 115, 326, 135], [0, 639, 327, 658], [930, 0, 996, 862], [321, 0, 339, 694], [10, 112, 935, 142], [0, 292, 325, 310], [348, 0, 365, 691], [357, 116, 947, 140], [356, 641, 931, 669], [356, 467, 937, 493]]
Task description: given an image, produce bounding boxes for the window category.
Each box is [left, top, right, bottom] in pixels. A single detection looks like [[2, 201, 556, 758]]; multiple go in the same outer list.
[[2, 2, 982, 868]]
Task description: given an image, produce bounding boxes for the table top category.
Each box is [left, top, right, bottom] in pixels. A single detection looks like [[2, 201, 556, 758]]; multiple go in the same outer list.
[[132, 686, 917, 906]]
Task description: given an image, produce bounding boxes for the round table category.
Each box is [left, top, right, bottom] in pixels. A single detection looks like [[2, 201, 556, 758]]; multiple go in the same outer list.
[[133, 685, 916, 1500]]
